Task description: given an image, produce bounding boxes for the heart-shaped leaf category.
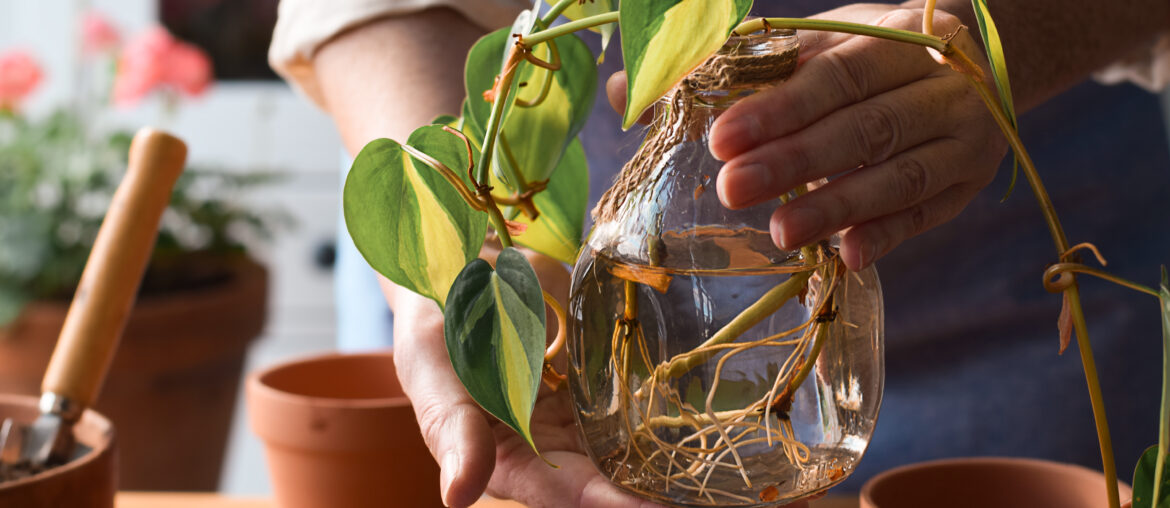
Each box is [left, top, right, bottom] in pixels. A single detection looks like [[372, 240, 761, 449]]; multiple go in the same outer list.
[[619, 0, 753, 129], [465, 28, 596, 190], [512, 138, 588, 264], [343, 126, 486, 306], [444, 247, 548, 455]]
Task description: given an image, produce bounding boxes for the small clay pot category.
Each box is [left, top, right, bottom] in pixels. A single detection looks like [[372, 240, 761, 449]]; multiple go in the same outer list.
[[0, 257, 267, 491], [860, 457, 1133, 508], [0, 394, 117, 508], [247, 351, 443, 508]]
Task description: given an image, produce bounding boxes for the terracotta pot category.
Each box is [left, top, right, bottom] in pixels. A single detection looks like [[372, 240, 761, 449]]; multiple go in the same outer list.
[[860, 457, 1133, 508], [0, 394, 117, 507], [0, 257, 267, 491], [247, 351, 443, 508]]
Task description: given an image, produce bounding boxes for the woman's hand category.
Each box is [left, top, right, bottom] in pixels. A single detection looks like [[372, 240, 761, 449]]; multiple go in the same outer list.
[[385, 243, 811, 507], [609, 5, 1006, 271], [712, 6, 1006, 270], [384, 245, 682, 508]]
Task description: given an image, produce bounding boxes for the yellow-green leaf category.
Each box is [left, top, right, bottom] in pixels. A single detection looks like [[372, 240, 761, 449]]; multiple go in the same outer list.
[[343, 127, 486, 306], [444, 248, 548, 457], [546, 0, 616, 61], [513, 138, 588, 264], [465, 28, 596, 190], [970, 0, 1021, 201], [620, 0, 753, 129]]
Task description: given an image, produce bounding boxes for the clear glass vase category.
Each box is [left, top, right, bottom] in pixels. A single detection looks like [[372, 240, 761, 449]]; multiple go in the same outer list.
[[567, 31, 884, 507]]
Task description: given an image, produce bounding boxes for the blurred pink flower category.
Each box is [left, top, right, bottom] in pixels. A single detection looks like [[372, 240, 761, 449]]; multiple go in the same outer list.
[[82, 11, 120, 56], [0, 50, 43, 111], [113, 26, 212, 107], [164, 42, 212, 96]]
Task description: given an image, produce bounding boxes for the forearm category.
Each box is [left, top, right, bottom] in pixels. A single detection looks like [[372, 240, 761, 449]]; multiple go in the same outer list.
[[909, 0, 1170, 111], [314, 8, 486, 310], [314, 8, 486, 155]]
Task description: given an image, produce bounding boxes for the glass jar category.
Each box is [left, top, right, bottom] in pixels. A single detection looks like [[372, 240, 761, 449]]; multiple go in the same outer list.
[[567, 31, 884, 507]]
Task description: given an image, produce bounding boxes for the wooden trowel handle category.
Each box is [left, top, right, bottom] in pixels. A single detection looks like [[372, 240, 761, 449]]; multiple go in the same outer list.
[[42, 128, 187, 408]]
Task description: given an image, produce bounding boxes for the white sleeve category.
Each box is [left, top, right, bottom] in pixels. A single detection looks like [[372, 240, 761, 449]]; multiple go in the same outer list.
[[269, 0, 530, 108], [1094, 32, 1170, 92]]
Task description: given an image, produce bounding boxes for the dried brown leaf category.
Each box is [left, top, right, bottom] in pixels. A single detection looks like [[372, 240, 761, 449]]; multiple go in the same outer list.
[[1058, 292, 1073, 354]]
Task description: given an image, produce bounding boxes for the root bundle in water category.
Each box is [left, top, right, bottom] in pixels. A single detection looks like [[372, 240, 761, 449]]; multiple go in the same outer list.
[[568, 237, 883, 507]]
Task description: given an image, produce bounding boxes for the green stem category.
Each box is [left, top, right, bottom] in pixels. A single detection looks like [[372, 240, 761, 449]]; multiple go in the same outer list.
[[1156, 277, 1170, 508], [783, 309, 832, 402], [736, 18, 947, 52], [964, 73, 1120, 508], [1046, 264, 1160, 299], [540, 0, 578, 26], [475, 48, 523, 185], [474, 47, 523, 248], [522, 11, 619, 48], [661, 270, 813, 381], [481, 188, 515, 249]]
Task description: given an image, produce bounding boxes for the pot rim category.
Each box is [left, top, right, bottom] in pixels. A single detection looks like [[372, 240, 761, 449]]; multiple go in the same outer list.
[[0, 394, 114, 492], [247, 351, 409, 410], [860, 455, 1133, 505]]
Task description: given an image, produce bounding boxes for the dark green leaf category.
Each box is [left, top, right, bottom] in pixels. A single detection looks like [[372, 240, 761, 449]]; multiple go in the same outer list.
[[1134, 445, 1170, 508], [431, 114, 459, 126], [444, 248, 548, 456]]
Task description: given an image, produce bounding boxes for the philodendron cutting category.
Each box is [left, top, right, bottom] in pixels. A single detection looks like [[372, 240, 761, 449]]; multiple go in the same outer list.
[[342, 1, 1170, 506]]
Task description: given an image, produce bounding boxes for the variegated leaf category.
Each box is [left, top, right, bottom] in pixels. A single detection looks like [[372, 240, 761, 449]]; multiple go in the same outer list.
[[513, 138, 589, 264], [619, 0, 753, 129], [465, 28, 596, 191], [546, 0, 617, 62], [343, 126, 486, 306], [444, 247, 547, 455]]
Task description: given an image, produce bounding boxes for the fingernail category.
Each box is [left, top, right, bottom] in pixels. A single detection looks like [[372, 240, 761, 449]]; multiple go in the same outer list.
[[719, 163, 771, 208], [710, 116, 761, 161], [779, 207, 824, 249], [440, 450, 459, 507]]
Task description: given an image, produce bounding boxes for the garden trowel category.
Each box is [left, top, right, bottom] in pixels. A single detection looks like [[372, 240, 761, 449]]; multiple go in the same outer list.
[[0, 128, 187, 472]]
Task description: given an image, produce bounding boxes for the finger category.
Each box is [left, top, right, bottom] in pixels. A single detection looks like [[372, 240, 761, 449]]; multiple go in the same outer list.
[[606, 71, 626, 116], [488, 450, 666, 508], [839, 182, 981, 270], [388, 290, 497, 508], [710, 9, 946, 161], [767, 138, 972, 253], [605, 71, 655, 125], [717, 73, 965, 209]]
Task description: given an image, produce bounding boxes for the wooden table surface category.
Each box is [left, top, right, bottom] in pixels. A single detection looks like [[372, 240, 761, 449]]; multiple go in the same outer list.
[[116, 492, 859, 507]]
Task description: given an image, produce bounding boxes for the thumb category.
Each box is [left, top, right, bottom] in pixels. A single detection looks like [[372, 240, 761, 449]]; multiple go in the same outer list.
[[388, 288, 497, 508]]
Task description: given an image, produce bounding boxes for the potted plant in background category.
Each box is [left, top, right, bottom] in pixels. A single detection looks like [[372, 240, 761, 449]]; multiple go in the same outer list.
[[0, 14, 282, 492]]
